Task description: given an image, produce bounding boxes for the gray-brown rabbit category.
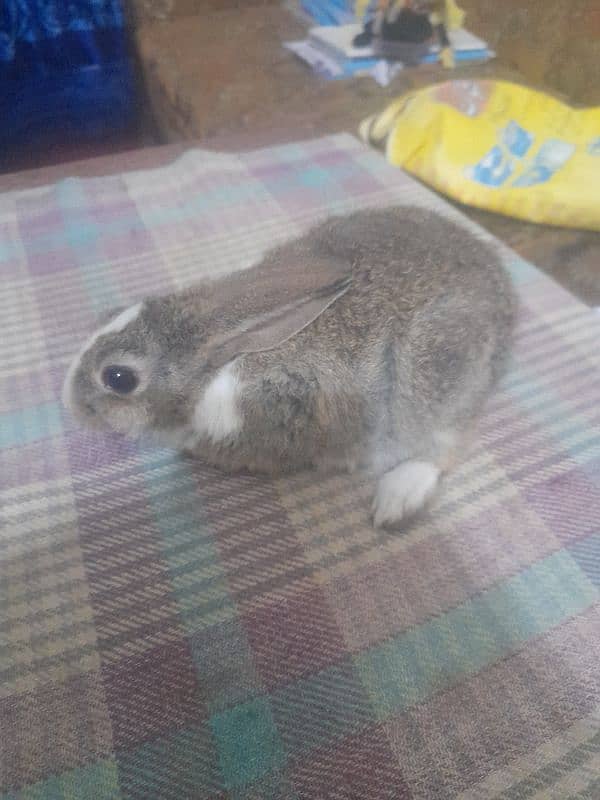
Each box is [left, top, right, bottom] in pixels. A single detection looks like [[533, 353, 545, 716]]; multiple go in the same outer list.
[[63, 206, 517, 526]]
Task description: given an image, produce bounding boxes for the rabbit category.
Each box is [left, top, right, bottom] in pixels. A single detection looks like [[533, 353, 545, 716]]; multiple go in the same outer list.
[[63, 206, 517, 527]]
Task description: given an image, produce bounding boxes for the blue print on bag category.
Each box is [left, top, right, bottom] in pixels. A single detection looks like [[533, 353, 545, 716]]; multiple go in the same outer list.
[[502, 120, 534, 157], [587, 137, 600, 156], [465, 120, 535, 188], [466, 146, 514, 187], [512, 139, 575, 187]]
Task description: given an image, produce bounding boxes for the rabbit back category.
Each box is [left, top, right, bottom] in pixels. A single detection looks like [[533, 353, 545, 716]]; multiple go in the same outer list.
[[192, 207, 517, 475]]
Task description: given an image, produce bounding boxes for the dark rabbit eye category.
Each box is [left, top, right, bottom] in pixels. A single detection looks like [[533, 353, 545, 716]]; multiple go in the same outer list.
[[101, 365, 139, 395]]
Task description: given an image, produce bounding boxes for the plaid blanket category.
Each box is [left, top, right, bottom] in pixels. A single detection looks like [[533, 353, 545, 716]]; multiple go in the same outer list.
[[1, 134, 600, 800]]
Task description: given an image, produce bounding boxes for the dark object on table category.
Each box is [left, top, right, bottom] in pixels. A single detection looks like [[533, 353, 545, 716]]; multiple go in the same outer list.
[[353, 6, 433, 47], [353, 0, 464, 67], [353, 6, 433, 64]]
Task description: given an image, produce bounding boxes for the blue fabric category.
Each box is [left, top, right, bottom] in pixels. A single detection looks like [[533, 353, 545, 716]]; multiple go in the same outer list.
[[0, 59, 135, 152], [0, 0, 135, 155], [0, 0, 123, 61]]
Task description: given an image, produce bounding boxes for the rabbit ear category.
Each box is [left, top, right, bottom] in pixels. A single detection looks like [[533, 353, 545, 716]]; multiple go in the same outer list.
[[205, 257, 352, 367]]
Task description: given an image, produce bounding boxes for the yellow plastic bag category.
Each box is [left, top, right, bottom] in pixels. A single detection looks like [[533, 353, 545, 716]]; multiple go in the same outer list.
[[360, 80, 600, 230]]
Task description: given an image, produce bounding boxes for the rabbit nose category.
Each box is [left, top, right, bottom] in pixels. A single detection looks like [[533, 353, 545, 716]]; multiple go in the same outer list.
[[84, 402, 97, 416]]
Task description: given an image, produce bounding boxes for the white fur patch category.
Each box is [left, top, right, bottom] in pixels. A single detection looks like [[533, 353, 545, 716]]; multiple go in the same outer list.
[[193, 363, 243, 443], [62, 302, 142, 410], [98, 303, 143, 337], [372, 460, 440, 528]]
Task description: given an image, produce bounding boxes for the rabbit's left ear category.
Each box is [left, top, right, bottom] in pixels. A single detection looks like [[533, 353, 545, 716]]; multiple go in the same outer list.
[[205, 258, 351, 367]]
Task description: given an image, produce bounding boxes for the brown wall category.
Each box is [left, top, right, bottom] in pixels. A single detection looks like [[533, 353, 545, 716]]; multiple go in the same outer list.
[[130, 0, 278, 25], [461, 0, 600, 105]]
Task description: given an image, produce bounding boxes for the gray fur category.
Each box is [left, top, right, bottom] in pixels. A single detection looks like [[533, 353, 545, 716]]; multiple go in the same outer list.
[[63, 207, 517, 521]]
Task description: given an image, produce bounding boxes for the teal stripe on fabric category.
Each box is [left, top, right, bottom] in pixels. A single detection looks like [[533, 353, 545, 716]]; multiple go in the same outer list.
[[270, 661, 376, 758], [140, 452, 237, 634], [211, 697, 286, 790], [498, 389, 600, 463], [505, 361, 600, 405], [219, 548, 599, 767], [0, 758, 121, 800], [116, 725, 223, 800], [569, 533, 600, 586], [0, 161, 360, 264], [0, 402, 63, 449], [57, 180, 102, 251], [79, 264, 121, 316], [299, 166, 338, 187], [504, 255, 543, 286], [2, 187, 242, 262], [354, 550, 599, 718], [504, 253, 540, 286], [56, 180, 125, 311]]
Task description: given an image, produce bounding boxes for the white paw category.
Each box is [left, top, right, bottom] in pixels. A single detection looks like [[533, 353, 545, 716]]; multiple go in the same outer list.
[[372, 460, 440, 528]]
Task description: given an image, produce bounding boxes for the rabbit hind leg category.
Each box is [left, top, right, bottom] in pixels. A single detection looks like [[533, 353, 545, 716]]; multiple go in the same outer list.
[[371, 427, 465, 528]]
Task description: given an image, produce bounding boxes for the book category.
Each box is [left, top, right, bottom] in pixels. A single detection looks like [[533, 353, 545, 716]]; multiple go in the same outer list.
[[300, 0, 355, 26], [284, 40, 376, 79]]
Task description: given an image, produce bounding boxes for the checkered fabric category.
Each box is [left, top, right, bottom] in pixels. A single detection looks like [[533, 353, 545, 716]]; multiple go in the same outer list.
[[1, 134, 600, 800]]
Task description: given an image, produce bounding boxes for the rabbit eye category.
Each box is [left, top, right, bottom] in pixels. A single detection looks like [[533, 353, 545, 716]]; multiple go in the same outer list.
[[102, 365, 139, 395]]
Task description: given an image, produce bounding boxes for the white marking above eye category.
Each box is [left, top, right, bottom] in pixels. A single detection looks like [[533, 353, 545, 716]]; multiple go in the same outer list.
[[62, 302, 143, 411], [193, 362, 243, 443], [97, 303, 143, 337]]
